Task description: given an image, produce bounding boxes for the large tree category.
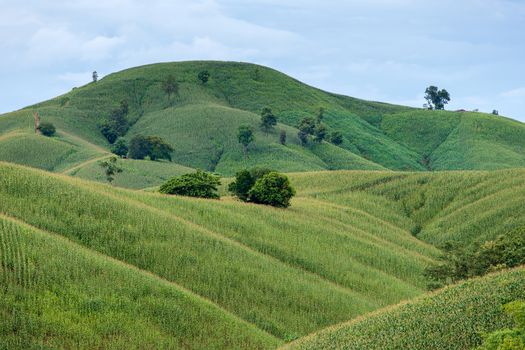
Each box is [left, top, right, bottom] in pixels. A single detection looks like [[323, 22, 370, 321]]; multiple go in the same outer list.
[[260, 107, 277, 133], [128, 135, 173, 161], [424, 86, 451, 110]]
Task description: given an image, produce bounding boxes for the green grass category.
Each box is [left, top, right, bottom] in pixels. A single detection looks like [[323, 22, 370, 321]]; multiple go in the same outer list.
[[284, 267, 525, 350], [1, 60, 522, 189], [0, 163, 524, 347], [0, 215, 280, 349]]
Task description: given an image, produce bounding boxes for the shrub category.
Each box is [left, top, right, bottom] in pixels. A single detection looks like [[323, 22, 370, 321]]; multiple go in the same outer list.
[[228, 168, 272, 201], [128, 135, 173, 161], [476, 301, 525, 350], [198, 70, 210, 84], [159, 170, 221, 199], [425, 226, 525, 289], [38, 122, 56, 137], [279, 130, 287, 145], [330, 131, 344, 145], [248, 172, 295, 208], [111, 138, 128, 157]]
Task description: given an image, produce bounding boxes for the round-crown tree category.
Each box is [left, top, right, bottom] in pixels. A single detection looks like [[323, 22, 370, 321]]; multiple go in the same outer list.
[[248, 172, 296, 208], [237, 125, 254, 157], [198, 70, 210, 84], [424, 86, 451, 110], [38, 122, 56, 137], [260, 107, 277, 133], [160, 170, 221, 199]]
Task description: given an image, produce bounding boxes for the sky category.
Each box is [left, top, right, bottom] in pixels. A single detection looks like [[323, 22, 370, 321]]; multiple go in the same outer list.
[[1, 0, 524, 122]]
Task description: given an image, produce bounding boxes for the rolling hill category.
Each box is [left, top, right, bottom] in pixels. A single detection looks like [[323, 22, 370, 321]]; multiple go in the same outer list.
[[0, 61, 524, 189], [1, 162, 524, 348]]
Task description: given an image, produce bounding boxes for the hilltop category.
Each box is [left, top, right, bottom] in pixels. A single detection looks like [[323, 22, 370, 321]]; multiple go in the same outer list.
[[0, 61, 524, 188]]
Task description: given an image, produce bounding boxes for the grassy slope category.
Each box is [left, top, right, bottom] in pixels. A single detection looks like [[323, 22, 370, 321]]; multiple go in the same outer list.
[[284, 267, 525, 350], [0, 215, 280, 349], [1, 61, 522, 188]]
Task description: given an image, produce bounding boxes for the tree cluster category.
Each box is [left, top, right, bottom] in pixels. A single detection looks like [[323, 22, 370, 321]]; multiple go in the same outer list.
[[228, 168, 295, 208], [298, 113, 328, 145], [424, 226, 525, 289], [100, 100, 130, 144], [128, 135, 174, 161], [160, 170, 221, 199]]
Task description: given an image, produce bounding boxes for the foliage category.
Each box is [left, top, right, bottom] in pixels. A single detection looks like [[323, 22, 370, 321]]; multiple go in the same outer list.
[[128, 135, 174, 161], [280, 130, 287, 145], [330, 131, 343, 145], [92, 71, 98, 82], [286, 268, 525, 350], [163, 75, 179, 102], [197, 70, 210, 84], [99, 100, 130, 144], [110, 138, 128, 157], [248, 172, 296, 208], [260, 107, 277, 132], [38, 122, 56, 137], [228, 168, 272, 201], [313, 123, 327, 143], [159, 170, 221, 199], [425, 226, 525, 289], [475, 301, 525, 350], [237, 125, 254, 157], [99, 156, 123, 183], [425, 85, 451, 110]]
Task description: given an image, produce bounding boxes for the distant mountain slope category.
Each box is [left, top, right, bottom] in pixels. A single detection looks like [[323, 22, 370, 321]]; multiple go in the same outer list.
[[0, 61, 523, 187], [284, 267, 525, 350]]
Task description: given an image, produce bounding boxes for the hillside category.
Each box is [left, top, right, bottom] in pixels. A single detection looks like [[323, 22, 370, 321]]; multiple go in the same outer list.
[[0, 61, 524, 189], [1, 162, 524, 347], [284, 267, 525, 350]]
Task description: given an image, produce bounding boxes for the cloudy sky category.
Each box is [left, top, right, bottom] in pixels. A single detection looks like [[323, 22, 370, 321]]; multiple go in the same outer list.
[[1, 0, 524, 121]]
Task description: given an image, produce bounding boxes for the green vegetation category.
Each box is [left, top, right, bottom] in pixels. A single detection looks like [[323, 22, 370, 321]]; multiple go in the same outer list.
[[425, 226, 525, 289], [229, 168, 272, 201], [128, 135, 173, 161], [476, 301, 525, 350], [238, 125, 255, 157], [99, 156, 123, 184], [159, 170, 221, 199], [38, 121, 56, 136], [110, 137, 128, 157], [248, 172, 296, 208], [198, 70, 210, 84], [425, 85, 451, 110], [261, 107, 277, 132], [285, 268, 525, 350], [1, 61, 522, 189]]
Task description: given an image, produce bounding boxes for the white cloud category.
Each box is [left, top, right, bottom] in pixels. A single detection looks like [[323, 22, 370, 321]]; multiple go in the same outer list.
[[500, 87, 525, 98]]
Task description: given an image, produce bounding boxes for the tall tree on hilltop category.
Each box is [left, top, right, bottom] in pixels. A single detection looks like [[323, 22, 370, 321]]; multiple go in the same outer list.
[[424, 86, 451, 110]]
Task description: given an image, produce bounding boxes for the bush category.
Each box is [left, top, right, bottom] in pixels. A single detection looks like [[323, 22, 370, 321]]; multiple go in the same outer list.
[[425, 226, 525, 289], [476, 301, 525, 350], [198, 70, 210, 84], [38, 122, 56, 137], [330, 131, 344, 145], [228, 168, 272, 201], [111, 138, 128, 157], [248, 172, 295, 208], [128, 135, 173, 161], [159, 170, 221, 199]]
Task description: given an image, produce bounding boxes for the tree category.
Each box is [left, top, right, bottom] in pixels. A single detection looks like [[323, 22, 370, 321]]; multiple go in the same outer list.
[[100, 100, 130, 144], [248, 172, 296, 208], [313, 123, 327, 143], [297, 117, 316, 145], [198, 70, 210, 84], [159, 170, 221, 199], [163, 75, 179, 103], [128, 135, 174, 161], [260, 107, 277, 133], [492, 110, 499, 116], [38, 122, 56, 137], [476, 301, 525, 350], [228, 168, 272, 201], [329, 131, 343, 145], [279, 130, 287, 145], [237, 125, 254, 157], [424, 86, 451, 110], [111, 138, 128, 157], [99, 157, 122, 184], [92, 71, 98, 82]]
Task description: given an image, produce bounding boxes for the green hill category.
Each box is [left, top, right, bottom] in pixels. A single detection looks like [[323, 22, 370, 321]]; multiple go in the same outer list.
[[0, 61, 523, 189], [284, 267, 525, 350], [1, 162, 524, 347]]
